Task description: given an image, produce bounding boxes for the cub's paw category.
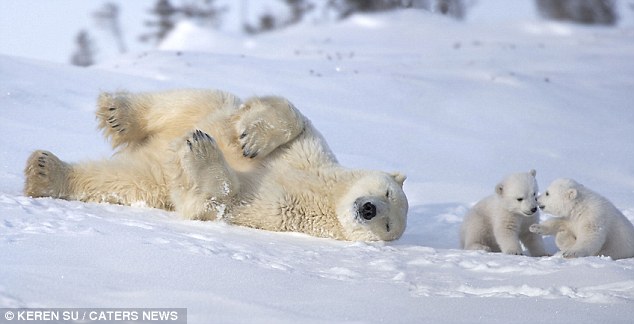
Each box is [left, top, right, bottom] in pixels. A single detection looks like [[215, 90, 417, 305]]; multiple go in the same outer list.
[[561, 250, 577, 259], [503, 248, 524, 256], [561, 249, 590, 259], [24, 150, 69, 198], [465, 243, 492, 252], [529, 224, 544, 234]]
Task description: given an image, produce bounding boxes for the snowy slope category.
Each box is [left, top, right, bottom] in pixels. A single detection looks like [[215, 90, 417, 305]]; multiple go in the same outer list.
[[1, 10, 634, 323]]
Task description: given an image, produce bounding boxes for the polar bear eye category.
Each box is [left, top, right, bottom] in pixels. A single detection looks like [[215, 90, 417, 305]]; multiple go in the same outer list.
[[545, 191, 549, 196], [385, 190, 390, 198], [517, 198, 523, 202]]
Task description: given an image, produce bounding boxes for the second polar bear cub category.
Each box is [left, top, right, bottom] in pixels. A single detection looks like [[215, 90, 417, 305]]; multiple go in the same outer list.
[[530, 178, 634, 260], [460, 170, 548, 256], [24, 89, 408, 242]]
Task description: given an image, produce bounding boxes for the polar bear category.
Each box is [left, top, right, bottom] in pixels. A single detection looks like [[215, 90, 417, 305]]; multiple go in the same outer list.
[[460, 170, 548, 256], [24, 89, 408, 241], [529, 178, 634, 260]]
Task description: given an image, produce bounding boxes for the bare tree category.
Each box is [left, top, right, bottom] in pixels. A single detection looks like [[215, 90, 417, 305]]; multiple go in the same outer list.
[[140, 0, 225, 43], [70, 30, 96, 67], [434, 0, 465, 19], [93, 2, 127, 54], [140, 0, 178, 44], [536, 0, 618, 25]]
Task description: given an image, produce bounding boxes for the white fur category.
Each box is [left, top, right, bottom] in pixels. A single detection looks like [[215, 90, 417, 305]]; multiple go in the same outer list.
[[24, 89, 408, 241], [530, 178, 634, 260], [460, 170, 548, 256]]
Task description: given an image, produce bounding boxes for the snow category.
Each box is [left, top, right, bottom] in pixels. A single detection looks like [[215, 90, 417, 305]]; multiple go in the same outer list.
[[1, 8, 634, 324]]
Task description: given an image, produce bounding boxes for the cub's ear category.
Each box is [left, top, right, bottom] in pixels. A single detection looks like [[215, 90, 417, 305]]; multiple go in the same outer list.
[[529, 169, 536, 177], [566, 188, 578, 200], [390, 172, 406, 188], [495, 183, 504, 196]]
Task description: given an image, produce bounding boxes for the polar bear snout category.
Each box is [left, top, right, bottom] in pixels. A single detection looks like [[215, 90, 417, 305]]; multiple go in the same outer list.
[[354, 198, 385, 222], [359, 202, 377, 220]]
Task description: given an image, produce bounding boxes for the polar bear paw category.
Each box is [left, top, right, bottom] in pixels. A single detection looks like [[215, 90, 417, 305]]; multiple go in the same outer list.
[[177, 130, 239, 220], [97, 92, 145, 148], [505, 249, 523, 256], [238, 122, 275, 159], [561, 249, 590, 259], [185, 130, 221, 162], [24, 150, 70, 198], [234, 96, 305, 159], [529, 224, 545, 234]]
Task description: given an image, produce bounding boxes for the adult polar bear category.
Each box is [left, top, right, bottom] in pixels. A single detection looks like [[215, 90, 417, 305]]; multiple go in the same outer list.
[[460, 170, 548, 256], [530, 178, 634, 260], [24, 89, 408, 241]]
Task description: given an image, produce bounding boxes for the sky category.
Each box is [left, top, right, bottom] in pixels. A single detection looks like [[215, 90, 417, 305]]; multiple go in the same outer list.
[[0, 0, 154, 64]]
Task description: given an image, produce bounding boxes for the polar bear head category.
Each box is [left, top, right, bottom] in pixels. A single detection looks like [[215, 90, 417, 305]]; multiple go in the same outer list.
[[495, 169, 539, 217], [335, 171, 408, 241], [537, 178, 582, 217]]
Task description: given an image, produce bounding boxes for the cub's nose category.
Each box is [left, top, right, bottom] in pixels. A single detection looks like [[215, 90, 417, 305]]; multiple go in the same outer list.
[[360, 202, 377, 220], [531, 207, 538, 214]]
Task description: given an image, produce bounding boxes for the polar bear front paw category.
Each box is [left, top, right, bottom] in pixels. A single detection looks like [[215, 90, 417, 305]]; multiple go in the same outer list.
[[529, 224, 544, 234], [234, 96, 305, 159], [24, 150, 70, 198], [238, 122, 273, 159], [561, 249, 590, 258]]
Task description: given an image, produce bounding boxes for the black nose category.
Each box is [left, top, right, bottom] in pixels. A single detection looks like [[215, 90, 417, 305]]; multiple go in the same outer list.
[[531, 207, 538, 214], [360, 202, 377, 220]]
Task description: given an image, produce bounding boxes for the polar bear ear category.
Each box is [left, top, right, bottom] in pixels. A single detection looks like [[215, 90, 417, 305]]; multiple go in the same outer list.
[[495, 183, 504, 196], [390, 172, 406, 188], [529, 169, 536, 177], [566, 188, 578, 200]]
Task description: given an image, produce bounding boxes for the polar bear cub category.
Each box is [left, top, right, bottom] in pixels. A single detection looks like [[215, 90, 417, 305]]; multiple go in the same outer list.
[[460, 170, 547, 256], [530, 178, 634, 260], [24, 89, 409, 242]]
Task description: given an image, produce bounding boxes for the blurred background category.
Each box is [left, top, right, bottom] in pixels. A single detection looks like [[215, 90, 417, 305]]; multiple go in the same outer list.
[[1, 0, 633, 66]]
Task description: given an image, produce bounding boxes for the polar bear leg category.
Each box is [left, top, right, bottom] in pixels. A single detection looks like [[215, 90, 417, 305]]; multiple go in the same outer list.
[[233, 96, 305, 159], [24, 150, 171, 208], [170, 130, 239, 220], [555, 230, 576, 251], [520, 231, 548, 257], [561, 224, 606, 258], [461, 216, 498, 252], [493, 222, 523, 255], [97, 90, 241, 149]]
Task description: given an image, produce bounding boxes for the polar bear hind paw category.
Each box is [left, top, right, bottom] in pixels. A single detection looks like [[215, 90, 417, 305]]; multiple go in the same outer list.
[[24, 150, 69, 198], [97, 92, 145, 148], [186, 130, 220, 160]]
